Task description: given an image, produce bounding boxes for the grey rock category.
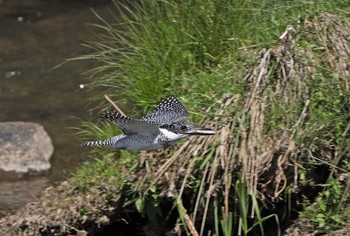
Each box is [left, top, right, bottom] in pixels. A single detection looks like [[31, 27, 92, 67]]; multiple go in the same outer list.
[[0, 122, 53, 174]]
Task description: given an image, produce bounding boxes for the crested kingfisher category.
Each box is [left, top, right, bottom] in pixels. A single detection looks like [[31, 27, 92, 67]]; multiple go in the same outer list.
[[82, 96, 216, 150]]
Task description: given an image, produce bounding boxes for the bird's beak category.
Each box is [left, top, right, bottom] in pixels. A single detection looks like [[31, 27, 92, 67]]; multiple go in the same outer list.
[[185, 127, 216, 135]]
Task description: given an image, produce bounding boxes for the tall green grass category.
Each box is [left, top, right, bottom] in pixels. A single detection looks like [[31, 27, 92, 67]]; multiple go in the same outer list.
[[82, 0, 348, 114]]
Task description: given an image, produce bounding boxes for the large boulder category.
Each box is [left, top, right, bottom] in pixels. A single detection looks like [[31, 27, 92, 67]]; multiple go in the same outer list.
[[0, 122, 53, 175]]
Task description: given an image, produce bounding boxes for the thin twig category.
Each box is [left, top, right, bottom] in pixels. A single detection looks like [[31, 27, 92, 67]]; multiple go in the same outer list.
[[200, 156, 218, 236], [192, 162, 210, 224], [104, 94, 126, 116], [178, 199, 199, 236], [178, 158, 196, 199], [291, 99, 310, 138], [146, 141, 190, 193]]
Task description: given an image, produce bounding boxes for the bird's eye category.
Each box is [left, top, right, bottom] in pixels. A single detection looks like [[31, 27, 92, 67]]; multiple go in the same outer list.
[[180, 125, 187, 130]]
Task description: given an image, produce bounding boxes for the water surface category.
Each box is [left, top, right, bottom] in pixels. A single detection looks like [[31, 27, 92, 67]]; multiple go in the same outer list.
[[0, 0, 116, 214]]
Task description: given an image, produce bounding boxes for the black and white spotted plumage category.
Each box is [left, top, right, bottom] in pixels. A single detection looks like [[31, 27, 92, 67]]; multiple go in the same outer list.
[[82, 96, 215, 150], [142, 96, 189, 124]]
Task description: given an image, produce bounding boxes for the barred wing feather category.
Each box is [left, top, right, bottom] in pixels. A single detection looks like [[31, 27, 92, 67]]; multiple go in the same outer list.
[[141, 96, 189, 125], [101, 111, 160, 136]]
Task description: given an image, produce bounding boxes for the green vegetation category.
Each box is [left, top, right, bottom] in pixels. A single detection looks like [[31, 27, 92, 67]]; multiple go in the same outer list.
[[82, 0, 348, 113], [68, 0, 350, 235], [302, 178, 349, 230], [289, 173, 350, 235]]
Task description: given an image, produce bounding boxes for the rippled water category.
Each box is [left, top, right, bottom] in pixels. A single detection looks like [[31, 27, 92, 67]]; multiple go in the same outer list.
[[0, 0, 115, 214]]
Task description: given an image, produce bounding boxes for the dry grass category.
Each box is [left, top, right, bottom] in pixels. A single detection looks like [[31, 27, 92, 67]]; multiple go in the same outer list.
[[129, 13, 350, 234]]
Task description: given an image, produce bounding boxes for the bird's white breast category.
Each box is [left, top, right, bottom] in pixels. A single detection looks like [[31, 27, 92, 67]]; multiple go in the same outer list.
[[159, 128, 187, 141]]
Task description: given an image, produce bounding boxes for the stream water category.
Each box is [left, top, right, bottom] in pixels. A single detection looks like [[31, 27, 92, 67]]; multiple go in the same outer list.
[[0, 0, 115, 214]]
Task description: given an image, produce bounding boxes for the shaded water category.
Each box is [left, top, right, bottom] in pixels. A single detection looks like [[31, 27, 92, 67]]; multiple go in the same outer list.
[[0, 0, 115, 213]]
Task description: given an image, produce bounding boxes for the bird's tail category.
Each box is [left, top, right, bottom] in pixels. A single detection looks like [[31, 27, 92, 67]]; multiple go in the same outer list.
[[81, 135, 123, 147], [81, 140, 108, 147]]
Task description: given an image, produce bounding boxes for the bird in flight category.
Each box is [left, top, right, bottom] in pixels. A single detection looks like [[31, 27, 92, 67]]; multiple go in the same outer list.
[[82, 96, 216, 150]]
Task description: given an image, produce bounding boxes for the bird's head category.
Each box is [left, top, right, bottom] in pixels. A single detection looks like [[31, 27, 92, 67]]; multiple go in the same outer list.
[[161, 121, 216, 135]]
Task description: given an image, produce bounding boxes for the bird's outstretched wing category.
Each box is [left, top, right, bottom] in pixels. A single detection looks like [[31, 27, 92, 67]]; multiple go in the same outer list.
[[141, 96, 189, 125], [101, 111, 160, 136]]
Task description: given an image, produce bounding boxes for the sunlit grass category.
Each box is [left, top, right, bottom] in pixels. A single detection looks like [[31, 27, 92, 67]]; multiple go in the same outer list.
[[81, 0, 350, 113]]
